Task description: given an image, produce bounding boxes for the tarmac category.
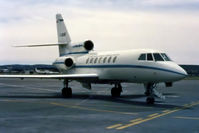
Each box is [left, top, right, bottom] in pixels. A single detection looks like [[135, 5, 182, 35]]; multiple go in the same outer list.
[[0, 78, 198, 133]]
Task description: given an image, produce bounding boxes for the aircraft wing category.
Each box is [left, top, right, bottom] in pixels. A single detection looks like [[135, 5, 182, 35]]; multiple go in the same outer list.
[[0, 74, 98, 80]]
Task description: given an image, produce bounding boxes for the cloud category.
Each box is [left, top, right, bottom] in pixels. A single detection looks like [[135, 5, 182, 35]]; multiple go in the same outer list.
[[0, 0, 199, 65]]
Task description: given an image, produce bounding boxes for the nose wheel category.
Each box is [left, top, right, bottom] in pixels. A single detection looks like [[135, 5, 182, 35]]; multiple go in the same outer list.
[[146, 97, 155, 104]]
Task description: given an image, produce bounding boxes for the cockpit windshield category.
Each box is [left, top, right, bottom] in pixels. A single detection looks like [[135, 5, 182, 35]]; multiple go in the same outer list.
[[138, 54, 146, 60], [138, 53, 172, 61], [161, 53, 171, 61], [147, 53, 153, 61], [153, 53, 164, 61]]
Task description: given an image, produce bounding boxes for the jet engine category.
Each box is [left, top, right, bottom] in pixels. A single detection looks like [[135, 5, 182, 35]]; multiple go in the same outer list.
[[83, 40, 94, 51], [53, 56, 75, 71], [71, 40, 94, 53], [64, 57, 74, 68]]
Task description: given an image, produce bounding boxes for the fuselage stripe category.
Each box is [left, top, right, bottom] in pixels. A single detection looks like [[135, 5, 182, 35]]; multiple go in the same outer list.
[[53, 62, 186, 76]]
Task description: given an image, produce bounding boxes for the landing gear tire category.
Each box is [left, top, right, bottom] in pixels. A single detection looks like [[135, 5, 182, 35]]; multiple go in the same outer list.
[[146, 97, 155, 104], [145, 91, 150, 96], [62, 87, 72, 98], [111, 87, 122, 97]]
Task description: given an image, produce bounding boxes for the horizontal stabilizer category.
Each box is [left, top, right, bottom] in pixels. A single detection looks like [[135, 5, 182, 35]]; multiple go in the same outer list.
[[13, 43, 67, 47]]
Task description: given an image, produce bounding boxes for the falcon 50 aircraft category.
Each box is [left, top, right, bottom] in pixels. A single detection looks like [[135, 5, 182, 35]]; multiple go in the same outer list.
[[0, 14, 187, 104]]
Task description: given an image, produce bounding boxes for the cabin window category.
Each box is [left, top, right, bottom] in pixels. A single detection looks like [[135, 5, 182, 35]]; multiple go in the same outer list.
[[108, 57, 112, 63], [113, 56, 117, 63], [86, 58, 89, 64], [103, 57, 107, 63], [94, 58, 98, 64], [153, 53, 164, 61], [98, 57, 102, 63], [90, 58, 93, 63], [161, 53, 171, 61], [138, 54, 146, 61], [147, 53, 153, 61]]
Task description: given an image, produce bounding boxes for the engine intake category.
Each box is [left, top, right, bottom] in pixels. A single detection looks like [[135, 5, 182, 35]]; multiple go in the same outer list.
[[84, 40, 94, 51], [71, 40, 94, 53], [64, 58, 74, 68]]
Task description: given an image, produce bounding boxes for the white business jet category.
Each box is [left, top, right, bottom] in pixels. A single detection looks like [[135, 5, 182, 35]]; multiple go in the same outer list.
[[0, 14, 187, 104]]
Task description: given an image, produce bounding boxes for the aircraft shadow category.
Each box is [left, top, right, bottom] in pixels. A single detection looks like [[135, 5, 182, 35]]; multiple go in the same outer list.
[[71, 94, 183, 109], [0, 92, 184, 109]]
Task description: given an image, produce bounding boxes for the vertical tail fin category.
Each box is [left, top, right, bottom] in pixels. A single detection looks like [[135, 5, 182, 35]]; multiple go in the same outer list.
[[56, 14, 71, 56]]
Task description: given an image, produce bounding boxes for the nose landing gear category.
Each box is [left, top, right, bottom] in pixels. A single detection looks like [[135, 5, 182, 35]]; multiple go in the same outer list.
[[146, 97, 155, 104], [145, 83, 156, 104], [144, 83, 165, 104]]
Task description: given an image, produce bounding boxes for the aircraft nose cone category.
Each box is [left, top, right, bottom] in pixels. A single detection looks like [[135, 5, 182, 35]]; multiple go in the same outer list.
[[177, 66, 188, 80]]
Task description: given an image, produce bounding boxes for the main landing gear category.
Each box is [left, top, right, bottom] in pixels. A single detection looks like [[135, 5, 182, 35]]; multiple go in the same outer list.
[[111, 83, 123, 97], [62, 80, 72, 98]]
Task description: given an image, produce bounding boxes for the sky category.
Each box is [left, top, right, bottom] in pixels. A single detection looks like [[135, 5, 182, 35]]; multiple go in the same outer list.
[[0, 0, 199, 65]]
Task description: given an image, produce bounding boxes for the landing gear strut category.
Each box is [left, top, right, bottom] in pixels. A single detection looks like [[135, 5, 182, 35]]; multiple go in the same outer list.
[[62, 80, 72, 98], [145, 83, 156, 104], [111, 83, 122, 97]]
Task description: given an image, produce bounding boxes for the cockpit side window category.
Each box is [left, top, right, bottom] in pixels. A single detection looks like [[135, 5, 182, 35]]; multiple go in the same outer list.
[[153, 53, 164, 61], [147, 53, 153, 61], [161, 53, 171, 61], [138, 54, 146, 61]]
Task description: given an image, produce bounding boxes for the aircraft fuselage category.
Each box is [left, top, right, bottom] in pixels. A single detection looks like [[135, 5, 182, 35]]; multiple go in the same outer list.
[[53, 49, 187, 84]]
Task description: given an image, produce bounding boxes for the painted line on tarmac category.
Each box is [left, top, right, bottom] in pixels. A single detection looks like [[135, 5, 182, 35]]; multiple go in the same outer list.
[[26, 87, 58, 92], [162, 109, 170, 113], [148, 113, 159, 117], [50, 102, 138, 115], [106, 124, 122, 129], [0, 97, 140, 116], [0, 83, 25, 88], [129, 118, 143, 123], [107, 101, 199, 130], [0, 82, 57, 92], [103, 104, 153, 109], [174, 116, 199, 120], [0, 99, 137, 115], [116, 111, 179, 130], [0, 99, 49, 104]]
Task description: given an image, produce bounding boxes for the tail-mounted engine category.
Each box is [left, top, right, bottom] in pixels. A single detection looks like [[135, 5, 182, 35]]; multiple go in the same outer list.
[[53, 40, 94, 71], [53, 56, 75, 71], [64, 58, 74, 68], [71, 40, 94, 53]]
